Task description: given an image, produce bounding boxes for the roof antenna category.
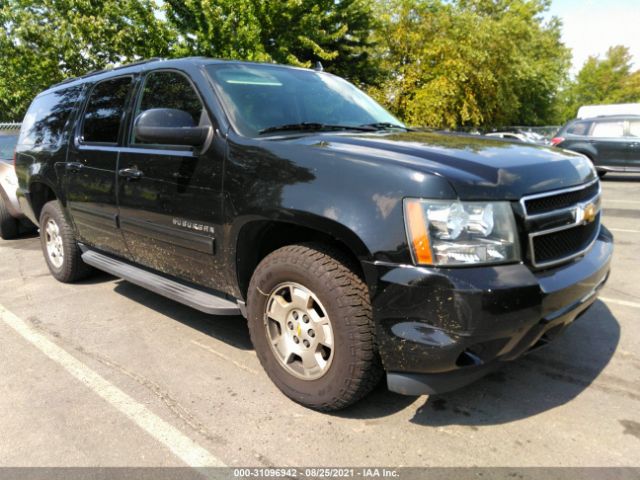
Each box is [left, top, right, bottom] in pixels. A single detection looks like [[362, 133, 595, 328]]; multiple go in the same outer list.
[[314, 61, 324, 72]]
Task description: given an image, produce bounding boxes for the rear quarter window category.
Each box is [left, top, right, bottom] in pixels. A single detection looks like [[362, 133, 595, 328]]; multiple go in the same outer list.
[[628, 120, 640, 137], [18, 86, 82, 148]]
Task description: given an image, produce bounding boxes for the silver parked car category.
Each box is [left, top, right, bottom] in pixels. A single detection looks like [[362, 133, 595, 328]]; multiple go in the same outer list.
[[1, 122, 34, 239]]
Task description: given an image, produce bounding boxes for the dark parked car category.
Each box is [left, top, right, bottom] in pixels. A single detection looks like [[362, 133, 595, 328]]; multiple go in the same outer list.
[[15, 58, 612, 410], [485, 132, 532, 142], [552, 115, 640, 177], [0, 122, 33, 239], [485, 130, 547, 145]]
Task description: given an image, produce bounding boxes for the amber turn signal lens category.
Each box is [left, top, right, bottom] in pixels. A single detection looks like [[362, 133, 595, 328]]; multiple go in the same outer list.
[[405, 200, 433, 265]]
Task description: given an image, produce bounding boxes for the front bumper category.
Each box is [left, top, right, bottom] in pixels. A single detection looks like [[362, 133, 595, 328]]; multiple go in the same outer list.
[[365, 226, 613, 396]]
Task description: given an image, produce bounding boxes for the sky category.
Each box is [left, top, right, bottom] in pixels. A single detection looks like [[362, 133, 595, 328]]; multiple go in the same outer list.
[[547, 0, 640, 75]]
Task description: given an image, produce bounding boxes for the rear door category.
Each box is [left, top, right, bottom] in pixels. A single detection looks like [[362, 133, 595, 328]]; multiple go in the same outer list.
[[117, 69, 227, 289], [65, 76, 135, 257], [589, 119, 628, 167]]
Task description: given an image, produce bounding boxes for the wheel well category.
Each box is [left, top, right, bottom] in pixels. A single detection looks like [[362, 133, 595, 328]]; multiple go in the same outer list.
[[236, 221, 365, 300], [29, 182, 57, 221]]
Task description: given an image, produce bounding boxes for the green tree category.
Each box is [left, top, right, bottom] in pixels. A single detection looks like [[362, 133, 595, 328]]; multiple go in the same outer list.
[[0, 0, 174, 121], [163, 0, 380, 85], [560, 45, 640, 121], [369, 0, 570, 128]]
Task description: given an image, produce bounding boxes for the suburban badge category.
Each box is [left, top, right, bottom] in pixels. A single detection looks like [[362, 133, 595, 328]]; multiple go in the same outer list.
[[172, 217, 215, 234]]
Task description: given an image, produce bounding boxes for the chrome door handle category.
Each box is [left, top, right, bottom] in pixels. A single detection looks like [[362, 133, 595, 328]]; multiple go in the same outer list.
[[118, 168, 144, 180], [66, 162, 84, 173]]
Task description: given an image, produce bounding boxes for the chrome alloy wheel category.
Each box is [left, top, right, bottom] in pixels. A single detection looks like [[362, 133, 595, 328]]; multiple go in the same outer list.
[[45, 218, 64, 269], [265, 282, 334, 380]]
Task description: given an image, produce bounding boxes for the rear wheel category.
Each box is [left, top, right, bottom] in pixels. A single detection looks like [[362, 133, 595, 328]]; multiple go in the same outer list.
[[0, 196, 19, 240], [247, 243, 382, 411], [39, 200, 94, 282]]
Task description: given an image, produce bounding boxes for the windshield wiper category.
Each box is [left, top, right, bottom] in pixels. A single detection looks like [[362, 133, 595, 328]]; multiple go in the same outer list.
[[359, 122, 412, 131], [259, 122, 377, 135]]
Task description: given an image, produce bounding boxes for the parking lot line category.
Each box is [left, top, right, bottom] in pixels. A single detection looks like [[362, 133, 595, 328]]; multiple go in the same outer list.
[[602, 199, 640, 205], [608, 228, 640, 233], [0, 304, 226, 469], [600, 297, 640, 309]]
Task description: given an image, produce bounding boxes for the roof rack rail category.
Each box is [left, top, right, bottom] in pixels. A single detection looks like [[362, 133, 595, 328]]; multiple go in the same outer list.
[[111, 57, 165, 72], [51, 58, 164, 88]]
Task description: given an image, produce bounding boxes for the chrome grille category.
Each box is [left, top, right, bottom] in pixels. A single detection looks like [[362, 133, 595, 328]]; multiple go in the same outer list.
[[520, 179, 601, 269], [524, 181, 600, 215]]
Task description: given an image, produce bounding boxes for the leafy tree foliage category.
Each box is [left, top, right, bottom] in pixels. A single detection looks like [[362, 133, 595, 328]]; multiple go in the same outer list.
[[369, 0, 570, 128], [559, 46, 640, 121], [0, 0, 379, 121], [0, 0, 173, 121], [2, 0, 635, 130], [163, 0, 380, 85]]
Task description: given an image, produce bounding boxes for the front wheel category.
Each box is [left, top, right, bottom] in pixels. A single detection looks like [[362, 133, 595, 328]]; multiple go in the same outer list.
[[39, 200, 94, 282], [247, 244, 382, 411]]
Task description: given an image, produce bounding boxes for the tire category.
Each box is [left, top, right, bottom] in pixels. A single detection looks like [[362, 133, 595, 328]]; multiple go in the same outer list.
[[0, 196, 19, 240], [247, 243, 382, 411], [39, 200, 94, 282]]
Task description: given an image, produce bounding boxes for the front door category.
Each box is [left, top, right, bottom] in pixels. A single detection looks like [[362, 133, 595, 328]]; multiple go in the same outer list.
[[65, 76, 134, 257], [117, 69, 226, 290]]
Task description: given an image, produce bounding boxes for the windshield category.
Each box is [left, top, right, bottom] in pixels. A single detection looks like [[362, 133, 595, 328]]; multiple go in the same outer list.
[[0, 134, 18, 161], [206, 64, 403, 137]]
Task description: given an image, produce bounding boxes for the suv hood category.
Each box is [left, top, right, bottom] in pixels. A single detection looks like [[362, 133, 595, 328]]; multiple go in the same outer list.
[[293, 131, 596, 200]]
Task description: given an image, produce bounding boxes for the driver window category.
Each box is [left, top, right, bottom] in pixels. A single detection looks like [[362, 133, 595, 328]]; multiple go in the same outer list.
[[132, 71, 207, 145]]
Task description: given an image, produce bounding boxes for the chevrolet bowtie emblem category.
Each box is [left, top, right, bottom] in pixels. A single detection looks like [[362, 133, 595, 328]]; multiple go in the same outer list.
[[582, 202, 597, 223]]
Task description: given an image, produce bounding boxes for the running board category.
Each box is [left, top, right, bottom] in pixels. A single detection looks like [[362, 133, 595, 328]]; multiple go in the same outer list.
[[81, 249, 241, 316]]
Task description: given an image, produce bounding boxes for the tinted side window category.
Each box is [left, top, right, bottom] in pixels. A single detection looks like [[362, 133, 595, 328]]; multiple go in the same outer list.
[[591, 121, 624, 138], [628, 120, 640, 138], [18, 87, 82, 147], [566, 121, 590, 135], [82, 77, 132, 144], [133, 71, 204, 144]]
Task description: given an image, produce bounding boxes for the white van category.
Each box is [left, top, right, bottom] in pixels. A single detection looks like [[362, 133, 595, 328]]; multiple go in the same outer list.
[[577, 103, 640, 119]]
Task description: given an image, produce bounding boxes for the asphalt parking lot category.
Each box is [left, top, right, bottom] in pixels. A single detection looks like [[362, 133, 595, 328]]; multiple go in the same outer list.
[[1, 176, 639, 469]]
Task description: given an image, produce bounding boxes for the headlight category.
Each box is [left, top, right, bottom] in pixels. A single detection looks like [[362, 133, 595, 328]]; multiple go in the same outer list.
[[404, 198, 520, 266]]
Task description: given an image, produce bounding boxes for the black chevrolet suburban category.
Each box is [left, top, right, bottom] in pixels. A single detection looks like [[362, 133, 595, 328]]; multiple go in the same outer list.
[[15, 58, 613, 411]]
